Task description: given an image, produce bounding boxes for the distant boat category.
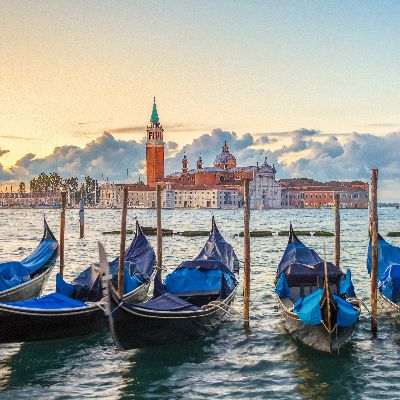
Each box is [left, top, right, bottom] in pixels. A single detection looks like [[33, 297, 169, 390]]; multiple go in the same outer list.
[[0, 221, 155, 343], [105, 217, 240, 350], [367, 234, 400, 313], [275, 224, 360, 353], [0, 218, 58, 302]]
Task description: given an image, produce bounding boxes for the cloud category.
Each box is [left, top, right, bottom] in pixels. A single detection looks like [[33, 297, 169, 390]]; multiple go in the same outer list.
[[0, 135, 37, 141], [1, 128, 399, 201], [9, 132, 145, 182], [0, 149, 11, 180], [254, 135, 278, 145], [73, 123, 211, 137]]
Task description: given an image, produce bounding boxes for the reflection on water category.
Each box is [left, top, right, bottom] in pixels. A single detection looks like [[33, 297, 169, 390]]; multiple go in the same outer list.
[[0, 208, 399, 399], [120, 336, 216, 399], [291, 342, 365, 400]]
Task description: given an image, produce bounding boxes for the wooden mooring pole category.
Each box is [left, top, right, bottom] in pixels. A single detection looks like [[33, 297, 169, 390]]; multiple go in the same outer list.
[[118, 187, 128, 298], [156, 184, 162, 279], [334, 193, 340, 269], [79, 198, 84, 239], [370, 169, 379, 335], [59, 191, 66, 277], [243, 179, 251, 329]]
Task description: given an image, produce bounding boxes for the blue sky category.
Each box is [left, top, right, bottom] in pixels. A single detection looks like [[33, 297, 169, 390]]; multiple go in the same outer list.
[[0, 1, 399, 199]]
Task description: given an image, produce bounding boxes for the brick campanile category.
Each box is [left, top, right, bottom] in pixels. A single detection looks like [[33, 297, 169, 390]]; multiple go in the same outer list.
[[146, 97, 165, 187]]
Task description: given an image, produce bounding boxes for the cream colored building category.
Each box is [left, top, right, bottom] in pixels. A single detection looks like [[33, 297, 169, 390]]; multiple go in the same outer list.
[[99, 183, 242, 209], [249, 158, 282, 209]]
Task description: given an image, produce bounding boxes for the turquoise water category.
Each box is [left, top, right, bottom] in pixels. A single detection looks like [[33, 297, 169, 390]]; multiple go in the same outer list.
[[0, 208, 399, 400]]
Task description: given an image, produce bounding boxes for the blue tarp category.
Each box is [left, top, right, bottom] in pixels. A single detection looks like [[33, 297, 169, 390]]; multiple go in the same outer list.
[[367, 236, 400, 303], [109, 222, 156, 279], [124, 267, 144, 293], [154, 218, 238, 300], [367, 236, 400, 280], [277, 225, 343, 286], [332, 294, 360, 327], [4, 292, 87, 309], [293, 289, 360, 327], [378, 264, 400, 303], [340, 269, 356, 297], [275, 273, 291, 298], [293, 288, 323, 325], [0, 220, 58, 291], [164, 268, 236, 295], [62, 222, 155, 300], [134, 293, 199, 311], [190, 217, 239, 274]]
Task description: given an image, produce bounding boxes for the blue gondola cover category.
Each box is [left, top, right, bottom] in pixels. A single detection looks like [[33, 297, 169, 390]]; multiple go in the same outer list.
[[275, 273, 291, 298], [367, 236, 400, 303], [4, 293, 87, 309], [164, 268, 235, 295], [277, 225, 343, 286], [0, 220, 58, 291], [332, 294, 360, 327], [293, 289, 360, 327], [293, 289, 323, 325], [158, 218, 238, 300], [378, 264, 400, 303], [134, 293, 199, 312], [340, 269, 356, 297]]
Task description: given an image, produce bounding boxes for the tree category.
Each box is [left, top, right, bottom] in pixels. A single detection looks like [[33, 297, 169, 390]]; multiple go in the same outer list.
[[18, 182, 26, 194]]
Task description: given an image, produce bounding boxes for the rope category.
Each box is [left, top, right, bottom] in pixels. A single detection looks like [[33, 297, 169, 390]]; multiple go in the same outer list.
[[201, 300, 238, 318], [356, 297, 379, 325]]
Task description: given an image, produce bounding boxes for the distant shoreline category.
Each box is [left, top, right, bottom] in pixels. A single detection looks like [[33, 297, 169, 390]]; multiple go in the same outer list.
[[0, 206, 378, 211]]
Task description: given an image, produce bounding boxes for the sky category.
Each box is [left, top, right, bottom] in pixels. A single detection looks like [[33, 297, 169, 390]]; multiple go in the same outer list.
[[0, 1, 399, 200]]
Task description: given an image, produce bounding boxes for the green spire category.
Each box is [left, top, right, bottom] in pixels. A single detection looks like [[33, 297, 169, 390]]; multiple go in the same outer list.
[[150, 97, 159, 123]]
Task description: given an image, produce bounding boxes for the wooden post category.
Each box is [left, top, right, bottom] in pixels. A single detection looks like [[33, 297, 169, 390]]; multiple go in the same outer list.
[[370, 169, 379, 335], [243, 179, 251, 329], [79, 198, 84, 239], [334, 193, 340, 269], [118, 187, 128, 298], [156, 184, 162, 278], [59, 191, 66, 277]]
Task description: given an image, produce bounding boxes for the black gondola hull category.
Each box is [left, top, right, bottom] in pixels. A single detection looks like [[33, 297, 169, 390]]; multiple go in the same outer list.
[[0, 304, 105, 343], [0, 278, 152, 344], [109, 287, 237, 349]]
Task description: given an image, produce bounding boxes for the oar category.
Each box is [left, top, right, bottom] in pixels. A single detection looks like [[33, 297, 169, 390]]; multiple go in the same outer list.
[[323, 246, 333, 353], [98, 242, 112, 317]]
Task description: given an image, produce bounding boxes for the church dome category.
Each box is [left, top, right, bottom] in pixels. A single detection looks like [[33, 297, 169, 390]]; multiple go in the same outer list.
[[214, 141, 237, 169]]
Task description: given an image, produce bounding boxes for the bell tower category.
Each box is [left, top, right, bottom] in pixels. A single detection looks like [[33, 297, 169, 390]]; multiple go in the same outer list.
[[146, 98, 165, 187]]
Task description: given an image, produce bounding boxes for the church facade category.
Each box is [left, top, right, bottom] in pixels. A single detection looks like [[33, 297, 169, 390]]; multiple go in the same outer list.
[[100, 99, 283, 209]]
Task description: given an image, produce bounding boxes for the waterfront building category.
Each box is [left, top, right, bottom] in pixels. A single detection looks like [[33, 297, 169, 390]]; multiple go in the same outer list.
[[98, 99, 369, 210], [280, 179, 369, 208], [99, 182, 243, 209], [165, 144, 282, 209]]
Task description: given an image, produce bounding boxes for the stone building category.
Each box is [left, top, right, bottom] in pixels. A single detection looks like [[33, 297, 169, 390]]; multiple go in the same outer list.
[[280, 179, 369, 208]]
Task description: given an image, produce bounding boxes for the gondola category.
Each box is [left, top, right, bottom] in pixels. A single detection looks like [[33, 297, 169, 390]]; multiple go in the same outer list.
[[0, 218, 58, 303], [105, 217, 240, 350], [367, 234, 400, 313], [0, 221, 155, 343], [275, 224, 360, 353]]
